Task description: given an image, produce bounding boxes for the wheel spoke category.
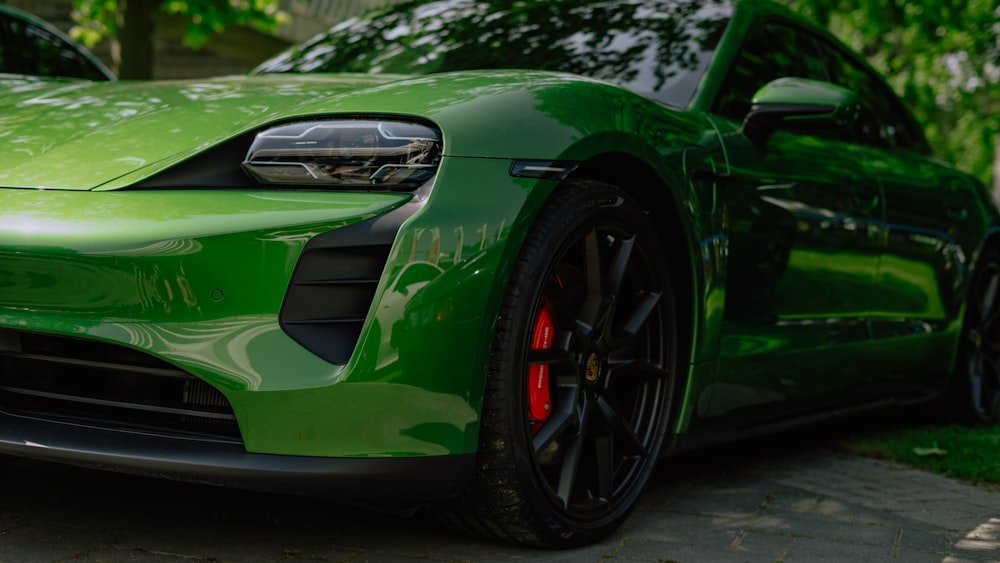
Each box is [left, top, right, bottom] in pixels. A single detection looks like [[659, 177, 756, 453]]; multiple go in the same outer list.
[[605, 235, 636, 301], [604, 291, 664, 370], [622, 290, 662, 337], [532, 378, 579, 456], [578, 226, 604, 332], [619, 360, 670, 382], [602, 359, 669, 397], [594, 433, 614, 502], [554, 398, 590, 508], [596, 395, 647, 455], [532, 408, 573, 456], [526, 338, 573, 367]]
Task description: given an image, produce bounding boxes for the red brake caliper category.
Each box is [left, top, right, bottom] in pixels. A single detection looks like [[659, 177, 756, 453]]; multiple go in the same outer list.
[[528, 299, 554, 435]]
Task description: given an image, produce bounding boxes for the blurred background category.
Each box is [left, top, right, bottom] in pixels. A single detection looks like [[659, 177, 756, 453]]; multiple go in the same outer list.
[[1, 0, 406, 78]]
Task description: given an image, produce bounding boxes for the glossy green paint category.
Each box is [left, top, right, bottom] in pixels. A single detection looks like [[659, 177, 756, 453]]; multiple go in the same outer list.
[[3, 71, 711, 191], [679, 0, 1000, 424], [0, 189, 405, 353], [235, 156, 531, 456], [0, 75, 397, 190], [234, 85, 724, 455], [0, 188, 415, 453], [0, 65, 725, 456], [751, 77, 858, 110], [0, 158, 532, 457], [746, 77, 862, 137], [707, 113, 884, 413]]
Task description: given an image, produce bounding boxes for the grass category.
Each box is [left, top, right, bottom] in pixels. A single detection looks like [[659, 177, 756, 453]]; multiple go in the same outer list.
[[834, 422, 1000, 488]]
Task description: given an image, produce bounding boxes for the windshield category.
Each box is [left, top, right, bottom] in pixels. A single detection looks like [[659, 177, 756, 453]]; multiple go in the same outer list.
[[254, 0, 731, 107]]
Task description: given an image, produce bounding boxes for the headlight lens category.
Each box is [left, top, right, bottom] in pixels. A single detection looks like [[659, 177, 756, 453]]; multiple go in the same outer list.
[[242, 119, 442, 190]]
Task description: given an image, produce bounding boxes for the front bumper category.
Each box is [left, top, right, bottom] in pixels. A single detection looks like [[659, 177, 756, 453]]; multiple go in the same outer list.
[[0, 156, 534, 467], [0, 409, 474, 499]]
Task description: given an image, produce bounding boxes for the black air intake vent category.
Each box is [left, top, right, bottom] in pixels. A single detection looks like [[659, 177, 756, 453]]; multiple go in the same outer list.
[[0, 330, 241, 442], [280, 243, 392, 364]]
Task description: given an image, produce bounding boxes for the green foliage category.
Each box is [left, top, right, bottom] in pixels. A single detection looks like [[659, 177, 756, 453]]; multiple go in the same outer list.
[[782, 0, 999, 189], [162, 0, 286, 49], [70, 0, 286, 50], [839, 423, 1000, 485], [70, 0, 115, 48]]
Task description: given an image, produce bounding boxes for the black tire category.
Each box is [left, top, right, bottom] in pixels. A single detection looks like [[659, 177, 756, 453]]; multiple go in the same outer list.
[[437, 180, 678, 547], [950, 247, 1000, 425]]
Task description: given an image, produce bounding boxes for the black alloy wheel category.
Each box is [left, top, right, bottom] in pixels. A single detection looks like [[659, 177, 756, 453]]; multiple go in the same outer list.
[[438, 180, 678, 547]]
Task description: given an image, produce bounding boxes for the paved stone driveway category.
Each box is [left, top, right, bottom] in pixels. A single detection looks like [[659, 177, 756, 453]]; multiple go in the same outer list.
[[0, 441, 998, 562]]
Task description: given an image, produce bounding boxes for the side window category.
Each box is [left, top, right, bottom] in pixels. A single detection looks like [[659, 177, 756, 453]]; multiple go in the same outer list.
[[0, 14, 12, 74], [712, 22, 828, 121], [821, 44, 929, 153]]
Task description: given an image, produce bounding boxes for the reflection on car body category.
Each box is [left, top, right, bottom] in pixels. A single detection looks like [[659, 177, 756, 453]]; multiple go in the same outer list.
[[0, 0, 997, 549]]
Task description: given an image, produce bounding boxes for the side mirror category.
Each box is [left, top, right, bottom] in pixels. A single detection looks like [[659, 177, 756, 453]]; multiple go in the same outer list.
[[741, 78, 860, 149]]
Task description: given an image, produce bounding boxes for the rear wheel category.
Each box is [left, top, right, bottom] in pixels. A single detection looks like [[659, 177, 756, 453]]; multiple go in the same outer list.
[[439, 180, 678, 547], [950, 248, 1000, 424]]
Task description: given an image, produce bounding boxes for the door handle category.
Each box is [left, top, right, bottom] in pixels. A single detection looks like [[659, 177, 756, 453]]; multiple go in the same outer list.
[[852, 190, 880, 213], [945, 197, 968, 221]]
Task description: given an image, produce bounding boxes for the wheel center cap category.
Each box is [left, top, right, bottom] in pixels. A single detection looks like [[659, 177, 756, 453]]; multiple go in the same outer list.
[[585, 352, 601, 383]]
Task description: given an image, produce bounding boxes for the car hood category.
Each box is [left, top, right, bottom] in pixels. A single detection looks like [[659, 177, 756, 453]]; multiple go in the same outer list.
[[0, 74, 403, 191], [1, 70, 691, 191]]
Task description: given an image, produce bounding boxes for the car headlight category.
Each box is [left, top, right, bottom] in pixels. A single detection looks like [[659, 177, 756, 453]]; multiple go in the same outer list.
[[242, 119, 442, 190]]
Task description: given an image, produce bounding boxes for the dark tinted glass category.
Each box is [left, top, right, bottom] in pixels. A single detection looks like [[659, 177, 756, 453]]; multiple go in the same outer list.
[[712, 17, 929, 153], [712, 21, 828, 120], [821, 44, 929, 152], [0, 11, 110, 81], [254, 0, 732, 107]]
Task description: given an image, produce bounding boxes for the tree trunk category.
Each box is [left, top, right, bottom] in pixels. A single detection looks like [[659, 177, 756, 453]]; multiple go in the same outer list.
[[115, 0, 160, 79]]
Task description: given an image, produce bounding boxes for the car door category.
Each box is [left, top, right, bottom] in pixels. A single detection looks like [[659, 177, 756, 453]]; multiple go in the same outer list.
[[705, 20, 886, 417], [818, 42, 990, 386]]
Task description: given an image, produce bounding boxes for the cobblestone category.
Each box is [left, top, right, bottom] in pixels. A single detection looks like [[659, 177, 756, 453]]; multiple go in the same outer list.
[[1, 441, 998, 562]]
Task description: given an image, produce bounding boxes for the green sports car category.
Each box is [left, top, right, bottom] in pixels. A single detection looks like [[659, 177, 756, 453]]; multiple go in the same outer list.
[[0, 0, 997, 548]]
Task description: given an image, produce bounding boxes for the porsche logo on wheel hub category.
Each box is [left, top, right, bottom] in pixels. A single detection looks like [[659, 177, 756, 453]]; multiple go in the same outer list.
[[585, 352, 601, 382]]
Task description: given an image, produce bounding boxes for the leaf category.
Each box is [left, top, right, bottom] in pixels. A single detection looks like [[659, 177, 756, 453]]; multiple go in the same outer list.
[[913, 445, 948, 457]]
